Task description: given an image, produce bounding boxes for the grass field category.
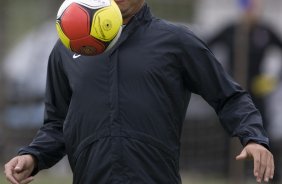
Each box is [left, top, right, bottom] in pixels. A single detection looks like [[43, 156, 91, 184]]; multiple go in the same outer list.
[[0, 170, 72, 184], [0, 171, 258, 184]]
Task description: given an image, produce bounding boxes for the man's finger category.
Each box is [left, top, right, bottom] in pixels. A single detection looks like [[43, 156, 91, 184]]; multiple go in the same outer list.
[[5, 175, 19, 184], [269, 154, 274, 180], [4, 162, 20, 184], [14, 158, 26, 173], [263, 154, 273, 182], [258, 151, 267, 182], [14, 168, 33, 183], [252, 152, 261, 182], [20, 176, 34, 184], [236, 149, 247, 160]]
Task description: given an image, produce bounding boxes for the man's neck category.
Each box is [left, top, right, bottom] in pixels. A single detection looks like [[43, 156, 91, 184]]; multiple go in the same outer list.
[[123, 17, 132, 25], [122, 2, 145, 25]]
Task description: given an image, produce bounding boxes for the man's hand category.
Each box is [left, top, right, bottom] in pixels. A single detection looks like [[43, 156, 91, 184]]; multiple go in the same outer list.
[[4, 155, 36, 184], [236, 142, 274, 183]]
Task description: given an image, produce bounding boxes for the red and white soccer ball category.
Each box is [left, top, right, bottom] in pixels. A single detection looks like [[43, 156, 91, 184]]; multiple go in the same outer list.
[[56, 0, 123, 56]]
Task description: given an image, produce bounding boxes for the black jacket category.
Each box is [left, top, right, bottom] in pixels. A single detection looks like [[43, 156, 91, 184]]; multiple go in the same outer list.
[[19, 4, 269, 184]]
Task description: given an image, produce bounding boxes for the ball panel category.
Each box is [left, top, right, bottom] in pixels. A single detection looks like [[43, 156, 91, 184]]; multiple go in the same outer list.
[[57, 0, 74, 19], [90, 1, 122, 42], [56, 22, 71, 49], [61, 3, 91, 40], [110, 0, 123, 23], [75, 0, 111, 9], [70, 35, 106, 56], [105, 26, 122, 52]]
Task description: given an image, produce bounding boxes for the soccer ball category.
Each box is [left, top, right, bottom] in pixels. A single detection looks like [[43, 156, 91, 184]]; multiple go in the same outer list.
[[56, 0, 123, 56]]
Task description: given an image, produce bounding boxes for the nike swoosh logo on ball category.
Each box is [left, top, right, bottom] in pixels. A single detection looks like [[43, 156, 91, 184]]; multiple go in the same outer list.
[[73, 54, 81, 59]]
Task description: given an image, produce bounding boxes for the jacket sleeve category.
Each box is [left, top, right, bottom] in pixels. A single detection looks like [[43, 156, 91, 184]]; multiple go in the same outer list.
[[18, 42, 72, 173], [177, 28, 269, 148]]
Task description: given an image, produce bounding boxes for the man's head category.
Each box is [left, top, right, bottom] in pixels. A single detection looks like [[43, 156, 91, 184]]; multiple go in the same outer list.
[[114, 0, 145, 24], [238, 0, 262, 21]]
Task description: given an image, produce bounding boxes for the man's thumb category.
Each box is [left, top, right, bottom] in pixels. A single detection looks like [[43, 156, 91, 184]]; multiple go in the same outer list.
[[236, 149, 248, 160], [14, 159, 25, 172]]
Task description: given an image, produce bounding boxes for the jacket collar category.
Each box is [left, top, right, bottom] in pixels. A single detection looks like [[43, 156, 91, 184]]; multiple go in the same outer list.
[[108, 3, 153, 55], [121, 3, 152, 36], [132, 3, 153, 23]]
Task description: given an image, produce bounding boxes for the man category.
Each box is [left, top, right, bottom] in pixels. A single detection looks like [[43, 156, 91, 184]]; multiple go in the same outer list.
[[207, 0, 282, 130], [4, 0, 274, 183], [207, 0, 282, 181]]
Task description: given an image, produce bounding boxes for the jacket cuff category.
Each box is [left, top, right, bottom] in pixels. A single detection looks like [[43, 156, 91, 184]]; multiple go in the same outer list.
[[239, 136, 270, 150]]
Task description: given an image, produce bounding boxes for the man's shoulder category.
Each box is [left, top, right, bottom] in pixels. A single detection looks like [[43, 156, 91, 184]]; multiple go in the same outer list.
[[47, 39, 75, 68], [53, 39, 68, 52], [150, 18, 195, 38], [50, 39, 73, 57], [148, 18, 206, 51]]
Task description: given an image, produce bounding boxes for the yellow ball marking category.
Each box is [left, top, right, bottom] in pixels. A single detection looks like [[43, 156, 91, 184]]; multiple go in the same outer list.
[[90, 0, 122, 42], [56, 22, 71, 49]]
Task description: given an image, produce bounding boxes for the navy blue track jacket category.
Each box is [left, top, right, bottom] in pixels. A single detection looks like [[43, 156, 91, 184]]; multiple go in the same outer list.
[[19, 4, 269, 184]]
